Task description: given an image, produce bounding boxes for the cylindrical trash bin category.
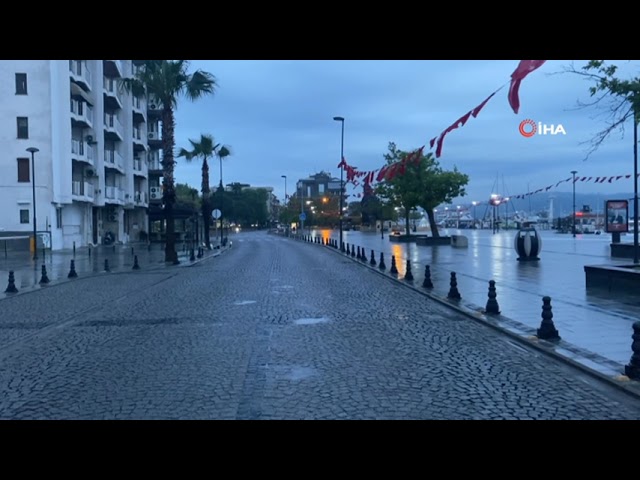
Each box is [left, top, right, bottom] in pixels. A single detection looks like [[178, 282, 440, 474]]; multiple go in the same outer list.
[[514, 227, 541, 261]]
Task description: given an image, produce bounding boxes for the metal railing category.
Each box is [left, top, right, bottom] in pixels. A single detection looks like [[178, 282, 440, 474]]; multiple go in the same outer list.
[[69, 60, 92, 86], [71, 140, 94, 162], [104, 113, 124, 137], [104, 149, 124, 170]]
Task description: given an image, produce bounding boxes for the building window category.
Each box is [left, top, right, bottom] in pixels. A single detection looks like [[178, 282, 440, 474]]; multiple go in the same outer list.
[[56, 208, 62, 229], [17, 158, 30, 182], [17, 117, 29, 139], [20, 209, 29, 224], [15, 73, 27, 95], [319, 184, 325, 194]]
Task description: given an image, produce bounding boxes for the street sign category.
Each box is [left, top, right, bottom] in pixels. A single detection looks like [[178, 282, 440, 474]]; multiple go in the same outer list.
[[212, 209, 222, 219], [299, 212, 306, 221]]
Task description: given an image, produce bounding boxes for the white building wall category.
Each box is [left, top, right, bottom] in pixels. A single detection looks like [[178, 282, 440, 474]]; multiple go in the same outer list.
[[0, 60, 148, 250]]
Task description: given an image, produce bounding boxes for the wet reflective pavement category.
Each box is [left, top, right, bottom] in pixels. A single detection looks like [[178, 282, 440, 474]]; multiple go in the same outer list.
[[0, 242, 227, 300], [300, 228, 638, 378]]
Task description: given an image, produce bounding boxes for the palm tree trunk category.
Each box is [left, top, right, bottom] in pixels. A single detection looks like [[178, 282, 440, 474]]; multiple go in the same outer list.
[[162, 107, 179, 264], [202, 157, 211, 249], [427, 209, 440, 237]]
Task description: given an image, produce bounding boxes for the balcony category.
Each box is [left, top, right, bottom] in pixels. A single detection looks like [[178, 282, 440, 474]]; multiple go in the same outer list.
[[103, 76, 123, 110], [103, 60, 124, 78], [148, 151, 163, 172], [147, 96, 162, 116], [134, 191, 148, 206], [103, 113, 124, 141], [71, 140, 94, 165], [133, 157, 147, 178], [72, 181, 95, 201], [105, 186, 125, 204], [69, 60, 92, 91], [132, 96, 146, 124], [132, 127, 146, 150], [104, 149, 124, 173], [70, 99, 93, 127]]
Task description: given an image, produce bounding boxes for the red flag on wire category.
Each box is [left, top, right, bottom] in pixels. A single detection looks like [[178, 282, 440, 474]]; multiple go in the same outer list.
[[508, 60, 546, 114]]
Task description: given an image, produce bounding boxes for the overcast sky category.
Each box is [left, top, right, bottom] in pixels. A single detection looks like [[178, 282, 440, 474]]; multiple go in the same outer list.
[[172, 60, 640, 205]]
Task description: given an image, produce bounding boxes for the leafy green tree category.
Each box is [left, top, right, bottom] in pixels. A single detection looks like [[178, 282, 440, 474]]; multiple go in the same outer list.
[[376, 142, 469, 237], [121, 60, 216, 263], [175, 183, 200, 210]]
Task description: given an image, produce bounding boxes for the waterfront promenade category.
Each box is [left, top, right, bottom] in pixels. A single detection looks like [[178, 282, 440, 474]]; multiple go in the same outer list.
[[0, 230, 638, 419]]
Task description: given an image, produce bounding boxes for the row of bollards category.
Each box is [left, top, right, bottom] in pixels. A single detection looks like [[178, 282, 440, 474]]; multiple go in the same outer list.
[[289, 233, 640, 381]]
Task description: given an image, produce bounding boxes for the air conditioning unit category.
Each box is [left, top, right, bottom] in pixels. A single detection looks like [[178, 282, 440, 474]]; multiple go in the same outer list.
[[108, 214, 117, 222], [85, 168, 95, 177], [150, 186, 161, 200], [148, 132, 157, 140], [149, 103, 157, 110]]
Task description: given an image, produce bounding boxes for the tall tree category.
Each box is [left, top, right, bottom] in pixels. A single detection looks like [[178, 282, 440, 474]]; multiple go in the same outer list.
[[177, 134, 217, 249], [560, 60, 640, 158], [121, 60, 216, 264], [376, 142, 468, 237]]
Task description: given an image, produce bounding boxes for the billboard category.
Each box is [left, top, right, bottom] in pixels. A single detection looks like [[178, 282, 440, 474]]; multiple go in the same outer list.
[[605, 200, 629, 233]]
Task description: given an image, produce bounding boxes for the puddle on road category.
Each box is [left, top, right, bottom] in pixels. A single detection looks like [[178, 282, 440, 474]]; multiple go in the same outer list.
[[280, 366, 316, 381], [294, 317, 330, 325], [233, 300, 257, 305]]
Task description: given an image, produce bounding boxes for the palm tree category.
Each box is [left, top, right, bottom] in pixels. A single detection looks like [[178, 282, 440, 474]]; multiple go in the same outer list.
[[121, 60, 216, 264], [177, 134, 217, 249], [216, 145, 232, 247]]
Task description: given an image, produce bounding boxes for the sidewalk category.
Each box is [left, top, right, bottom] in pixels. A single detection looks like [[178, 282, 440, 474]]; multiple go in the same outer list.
[[0, 241, 230, 300]]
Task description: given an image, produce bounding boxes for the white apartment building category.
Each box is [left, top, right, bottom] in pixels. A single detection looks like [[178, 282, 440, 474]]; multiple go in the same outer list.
[[0, 60, 164, 251]]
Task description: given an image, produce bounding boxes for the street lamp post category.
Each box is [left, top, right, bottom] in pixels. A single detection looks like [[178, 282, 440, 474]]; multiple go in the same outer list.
[[299, 181, 304, 233], [333, 116, 345, 249], [281, 175, 287, 208], [26, 147, 39, 260], [633, 106, 639, 264], [472, 201, 477, 228], [571, 170, 577, 238]]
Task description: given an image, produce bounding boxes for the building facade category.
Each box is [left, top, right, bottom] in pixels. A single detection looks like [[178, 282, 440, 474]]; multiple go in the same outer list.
[[0, 60, 158, 250], [294, 171, 343, 200]]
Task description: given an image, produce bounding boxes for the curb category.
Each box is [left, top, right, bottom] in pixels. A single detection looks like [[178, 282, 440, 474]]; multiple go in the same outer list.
[[283, 234, 640, 401]]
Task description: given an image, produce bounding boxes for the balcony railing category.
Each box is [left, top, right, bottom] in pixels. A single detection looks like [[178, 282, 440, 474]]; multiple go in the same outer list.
[[133, 96, 144, 111], [104, 113, 124, 137], [72, 181, 95, 199], [71, 140, 94, 163], [134, 191, 148, 204], [70, 99, 93, 125], [105, 186, 125, 201], [103, 76, 122, 103], [133, 158, 143, 171], [69, 60, 92, 87], [133, 128, 143, 141], [104, 149, 124, 170]]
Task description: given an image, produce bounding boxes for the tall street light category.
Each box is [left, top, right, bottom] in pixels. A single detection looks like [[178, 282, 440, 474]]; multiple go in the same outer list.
[[281, 175, 287, 207], [333, 116, 345, 249], [571, 170, 577, 238], [633, 106, 639, 264], [26, 147, 39, 261]]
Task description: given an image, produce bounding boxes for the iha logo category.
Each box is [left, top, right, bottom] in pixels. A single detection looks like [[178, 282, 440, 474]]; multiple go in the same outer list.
[[519, 119, 566, 137]]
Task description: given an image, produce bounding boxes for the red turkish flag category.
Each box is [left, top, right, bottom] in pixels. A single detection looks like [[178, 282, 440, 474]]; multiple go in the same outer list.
[[508, 60, 546, 114]]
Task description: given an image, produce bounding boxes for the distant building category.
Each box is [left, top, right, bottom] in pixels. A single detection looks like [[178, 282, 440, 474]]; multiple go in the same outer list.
[[294, 171, 344, 200]]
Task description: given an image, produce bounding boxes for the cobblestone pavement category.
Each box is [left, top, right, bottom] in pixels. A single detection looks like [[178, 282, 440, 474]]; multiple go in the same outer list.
[[0, 231, 639, 419]]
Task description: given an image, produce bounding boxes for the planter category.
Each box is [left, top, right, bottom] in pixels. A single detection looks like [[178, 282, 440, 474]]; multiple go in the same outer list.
[[415, 235, 451, 246], [584, 263, 640, 294]]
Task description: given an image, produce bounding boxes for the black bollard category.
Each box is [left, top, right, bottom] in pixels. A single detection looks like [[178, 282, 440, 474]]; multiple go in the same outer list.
[[351, 245, 356, 258], [447, 272, 461, 300], [131, 247, 134, 256], [404, 260, 414, 282], [197, 247, 203, 259], [537, 296, 560, 341], [190, 249, 196, 262], [5, 271, 18, 293], [104, 259, 110, 272], [379, 252, 386, 270], [73, 241, 76, 258], [148, 242, 151, 251], [340, 242, 345, 253], [370, 249, 377, 266], [346, 244, 351, 255], [133, 255, 140, 270], [624, 322, 640, 380], [485, 280, 500, 314], [422, 265, 433, 289], [68, 259, 78, 278], [113, 244, 116, 253], [390, 255, 398, 275], [357, 246, 362, 260], [39, 264, 50, 284], [88, 247, 91, 258]]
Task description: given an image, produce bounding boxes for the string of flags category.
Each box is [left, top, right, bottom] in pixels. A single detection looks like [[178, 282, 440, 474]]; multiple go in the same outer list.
[[338, 60, 547, 190]]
